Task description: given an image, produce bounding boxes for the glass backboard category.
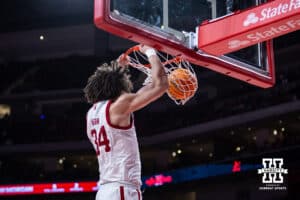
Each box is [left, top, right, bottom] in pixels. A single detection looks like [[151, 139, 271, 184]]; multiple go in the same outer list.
[[94, 0, 275, 88]]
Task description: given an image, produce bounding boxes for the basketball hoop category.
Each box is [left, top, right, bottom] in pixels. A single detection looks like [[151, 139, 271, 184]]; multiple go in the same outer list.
[[120, 45, 198, 105]]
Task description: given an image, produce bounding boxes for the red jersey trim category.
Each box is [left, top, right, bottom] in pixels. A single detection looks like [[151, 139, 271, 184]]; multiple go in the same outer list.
[[120, 186, 125, 200], [137, 189, 141, 200], [106, 100, 133, 130]]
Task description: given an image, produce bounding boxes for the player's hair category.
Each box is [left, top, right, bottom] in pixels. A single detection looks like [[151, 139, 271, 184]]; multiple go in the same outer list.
[[84, 61, 133, 104]]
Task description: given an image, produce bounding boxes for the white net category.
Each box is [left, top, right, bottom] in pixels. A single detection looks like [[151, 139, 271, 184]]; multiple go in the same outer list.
[[123, 46, 198, 105]]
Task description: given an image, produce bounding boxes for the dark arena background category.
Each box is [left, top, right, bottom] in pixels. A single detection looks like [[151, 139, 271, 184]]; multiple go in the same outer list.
[[0, 0, 300, 200]]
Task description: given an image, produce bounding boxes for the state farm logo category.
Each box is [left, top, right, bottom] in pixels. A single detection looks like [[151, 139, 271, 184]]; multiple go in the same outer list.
[[228, 40, 250, 49], [243, 0, 300, 27], [244, 13, 259, 26], [229, 19, 300, 50]]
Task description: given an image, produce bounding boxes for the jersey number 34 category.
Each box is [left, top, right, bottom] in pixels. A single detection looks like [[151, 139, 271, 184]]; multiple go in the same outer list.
[[91, 126, 111, 155]]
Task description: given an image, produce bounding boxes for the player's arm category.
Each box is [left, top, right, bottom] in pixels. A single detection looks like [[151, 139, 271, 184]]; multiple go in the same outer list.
[[113, 45, 168, 114]]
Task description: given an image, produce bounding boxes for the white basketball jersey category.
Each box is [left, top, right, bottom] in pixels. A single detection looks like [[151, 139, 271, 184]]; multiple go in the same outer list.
[[86, 100, 142, 187]]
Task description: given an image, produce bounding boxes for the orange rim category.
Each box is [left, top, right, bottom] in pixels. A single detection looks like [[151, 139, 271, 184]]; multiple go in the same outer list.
[[124, 45, 182, 69]]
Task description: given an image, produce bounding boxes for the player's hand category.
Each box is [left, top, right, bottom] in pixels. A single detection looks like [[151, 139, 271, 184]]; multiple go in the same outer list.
[[117, 53, 129, 67], [139, 44, 156, 55]]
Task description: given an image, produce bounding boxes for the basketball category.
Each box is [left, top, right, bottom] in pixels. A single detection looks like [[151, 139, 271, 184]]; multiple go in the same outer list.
[[167, 68, 198, 101]]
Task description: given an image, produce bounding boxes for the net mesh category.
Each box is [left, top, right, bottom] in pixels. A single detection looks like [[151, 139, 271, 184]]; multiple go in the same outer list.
[[123, 46, 198, 105]]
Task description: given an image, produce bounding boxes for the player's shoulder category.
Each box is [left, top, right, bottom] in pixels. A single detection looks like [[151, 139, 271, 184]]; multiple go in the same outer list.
[[86, 102, 100, 116]]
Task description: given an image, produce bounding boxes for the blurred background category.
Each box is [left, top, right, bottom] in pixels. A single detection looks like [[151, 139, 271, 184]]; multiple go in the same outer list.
[[0, 0, 299, 200]]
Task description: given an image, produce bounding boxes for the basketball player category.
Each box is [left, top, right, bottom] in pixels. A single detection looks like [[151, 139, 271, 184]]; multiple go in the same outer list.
[[84, 45, 168, 200]]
